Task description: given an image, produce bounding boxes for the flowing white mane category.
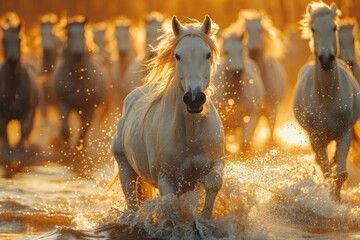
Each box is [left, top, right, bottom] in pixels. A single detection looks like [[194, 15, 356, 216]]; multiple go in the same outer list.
[[238, 9, 285, 58], [142, 18, 220, 103]]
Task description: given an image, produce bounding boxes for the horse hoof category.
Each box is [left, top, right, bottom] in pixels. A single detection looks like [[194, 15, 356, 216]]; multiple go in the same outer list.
[[331, 172, 348, 202], [193, 221, 201, 239]]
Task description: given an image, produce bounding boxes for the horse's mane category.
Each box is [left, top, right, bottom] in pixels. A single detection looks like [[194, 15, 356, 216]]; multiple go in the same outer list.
[[238, 9, 285, 58], [145, 11, 164, 25], [0, 12, 32, 61], [339, 17, 360, 58], [299, 1, 341, 52], [222, 22, 244, 39], [140, 18, 220, 105]]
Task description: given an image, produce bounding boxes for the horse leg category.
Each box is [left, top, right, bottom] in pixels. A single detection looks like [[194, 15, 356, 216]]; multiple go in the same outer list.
[[309, 135, 331, 178], [265, 104, 277, 143], [18, 110, 36, 149], [0, 118, 10, 150], [332, 129, 351, 201], [240, 113, 258, 152], [59, 103, 70, 145], [201, 160, 223, 219], [112, 117, 139, 210], [158, 171, 177, 195], [78, 110, 93, 149]]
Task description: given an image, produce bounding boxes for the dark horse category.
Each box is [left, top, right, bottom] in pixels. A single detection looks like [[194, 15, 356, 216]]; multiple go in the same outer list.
[[0, 13, 40, 153], [52, 16, 109, 149]]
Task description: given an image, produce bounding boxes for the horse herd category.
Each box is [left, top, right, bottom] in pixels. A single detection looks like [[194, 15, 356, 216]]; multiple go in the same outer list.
[[1, 1, 360, 219]]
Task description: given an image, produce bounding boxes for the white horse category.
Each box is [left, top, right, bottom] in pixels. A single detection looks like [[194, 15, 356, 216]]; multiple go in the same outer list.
[[110, 16, 137, 106], [214, 29, 264, 153], [120, 12, 164, 104], [112, 16, 224, 219], [338, 18, 360, 85], [239, 10, 287, 143], [294, 2, 360, 200]]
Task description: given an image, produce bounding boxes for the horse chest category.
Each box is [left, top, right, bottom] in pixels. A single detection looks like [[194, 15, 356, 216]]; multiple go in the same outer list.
[[0, 76, 31, 118], [297, 95, 352, 133]]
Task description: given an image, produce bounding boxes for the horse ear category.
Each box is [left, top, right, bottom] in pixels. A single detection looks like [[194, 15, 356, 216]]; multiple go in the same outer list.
[[82, 16, 88, 25], [171, 16, 184, 36], [330, 3, 338, 17], [201, 15, 212, 34], [307, 4, 313, 15], [239, 32, 245, 42]]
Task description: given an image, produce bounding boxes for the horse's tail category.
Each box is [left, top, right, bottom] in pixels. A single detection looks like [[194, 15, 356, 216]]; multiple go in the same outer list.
[[104, 164, 120, 192]]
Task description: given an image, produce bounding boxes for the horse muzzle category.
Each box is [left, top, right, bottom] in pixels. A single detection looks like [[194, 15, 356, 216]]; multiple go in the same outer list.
[[231, 69, 243, 78], [183, 89, 206, 114], [319, 53, 335, 71]]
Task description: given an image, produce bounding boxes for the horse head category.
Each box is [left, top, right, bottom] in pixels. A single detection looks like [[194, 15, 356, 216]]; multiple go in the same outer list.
[[338, 19, 357, 67], [222, 34, 245, 77], [115, 23, 131, 58], [1, 13, 21, 67], [66, 16, 87, 61], [307, 3, 339, 70], [245, 17, 263, 57], [172, 16, 213, 114], [145, 12, 164, 57]]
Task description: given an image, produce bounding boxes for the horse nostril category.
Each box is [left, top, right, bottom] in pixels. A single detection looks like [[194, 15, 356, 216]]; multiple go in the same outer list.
[[183, 90, 206, 108], [197, 92, 206, 105], [183, 92, 192, 106]]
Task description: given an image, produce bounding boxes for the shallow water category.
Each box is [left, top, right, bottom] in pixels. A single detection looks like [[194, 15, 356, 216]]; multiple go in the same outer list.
[[2, 107, 360, 240]]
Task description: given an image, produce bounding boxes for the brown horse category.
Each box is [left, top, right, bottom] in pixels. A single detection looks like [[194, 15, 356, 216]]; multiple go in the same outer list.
[[0, 13, 40, 153], [52, 16, 110, 149]]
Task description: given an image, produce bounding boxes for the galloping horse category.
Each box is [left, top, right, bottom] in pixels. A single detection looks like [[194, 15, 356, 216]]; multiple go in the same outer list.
[[38, 13, 63, 122], [121, 12, 164, 104], [294, 2, 360, 200], [338, 18, 360, 84], [214, 27, 264, 153], [0, 13, 40, 152], [239, 10, 287, 144], [52, 16, 109, 149], [110, 16, 136, 105], [112, 16, 224, 219]]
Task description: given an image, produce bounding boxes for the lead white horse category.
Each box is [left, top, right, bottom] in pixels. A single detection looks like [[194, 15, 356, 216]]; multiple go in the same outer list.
[[294, 2, 360, 200], [239, 10, 287, 144], [214, 28, 264, 153], [338, 18, 360, 84], [112, 16, 224, 219]]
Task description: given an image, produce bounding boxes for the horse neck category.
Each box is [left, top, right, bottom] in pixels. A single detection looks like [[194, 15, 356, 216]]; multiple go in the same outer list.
[[4, 60, 21, 80], [314, 58, 339, 96], [42, 49, 57, 72], [249, 50, 264, 71]]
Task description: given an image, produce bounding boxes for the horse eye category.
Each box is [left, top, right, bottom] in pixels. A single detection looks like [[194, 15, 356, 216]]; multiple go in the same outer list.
[[206, 52, 211, 59], [310, 27, 315, 32], [175, 53, 181, 61], [333, 26, 337, 31]]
